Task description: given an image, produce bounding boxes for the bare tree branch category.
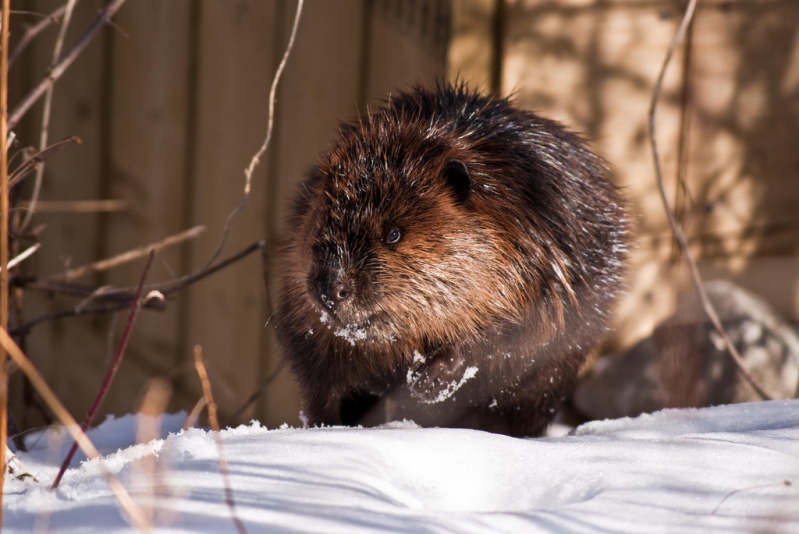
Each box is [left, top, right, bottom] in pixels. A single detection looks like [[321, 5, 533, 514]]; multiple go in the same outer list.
[[17, 198, 127, 213], [11, 240, 265, 337], [648, 0, 772, 401], [243, 0, 305, 196], [50, 225, 206, 281], [20, 0, 79, 233], [8, 0, 130, 130], [8, 4, 72, 69]]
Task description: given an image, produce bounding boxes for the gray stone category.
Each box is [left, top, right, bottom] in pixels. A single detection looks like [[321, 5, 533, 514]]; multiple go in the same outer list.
[[574, 280, 799, 420]]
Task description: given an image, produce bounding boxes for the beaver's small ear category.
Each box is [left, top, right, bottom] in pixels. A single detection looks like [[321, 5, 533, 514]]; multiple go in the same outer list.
[[442, 159, 471, 204]]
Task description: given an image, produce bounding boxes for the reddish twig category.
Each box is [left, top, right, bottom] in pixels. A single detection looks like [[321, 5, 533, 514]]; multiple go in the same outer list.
[[648, 0, 771, 401], [194, 345, 247, 534], [52, 250, 155, 489]]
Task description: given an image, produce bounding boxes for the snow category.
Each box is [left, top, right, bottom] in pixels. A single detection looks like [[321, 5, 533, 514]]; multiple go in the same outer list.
[[4, 400, 799, 533], [407, 364, 480, 404]]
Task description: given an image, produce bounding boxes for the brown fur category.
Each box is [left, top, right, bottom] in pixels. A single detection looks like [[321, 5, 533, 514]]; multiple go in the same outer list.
[[275, 83, 628, 437]]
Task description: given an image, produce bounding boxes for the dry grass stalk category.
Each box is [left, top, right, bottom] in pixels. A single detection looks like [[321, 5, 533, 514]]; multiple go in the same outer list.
[[193, 345, 247, 534], [0, 327, 151, 532], [136, 378, 172, 526], [4, 444, 35, 481], [182, 397, 207, 432], [19, 198, 128, 213], [1, 0, 11, 522], [648, 0, 772, 401]]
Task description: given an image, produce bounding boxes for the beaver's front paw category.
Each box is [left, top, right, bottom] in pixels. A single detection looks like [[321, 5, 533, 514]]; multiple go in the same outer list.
[[406, 351, 478, 404]]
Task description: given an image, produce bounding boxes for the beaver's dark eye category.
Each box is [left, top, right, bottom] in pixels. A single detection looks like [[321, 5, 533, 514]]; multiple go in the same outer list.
[[385, 227, 402, 245]]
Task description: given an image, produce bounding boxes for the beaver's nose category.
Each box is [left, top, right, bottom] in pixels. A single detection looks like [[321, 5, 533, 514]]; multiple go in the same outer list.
[[316, 271, 353, 310]]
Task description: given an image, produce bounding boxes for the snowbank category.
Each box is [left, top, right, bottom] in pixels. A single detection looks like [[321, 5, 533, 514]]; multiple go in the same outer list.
[[4, 400, 799, 533]]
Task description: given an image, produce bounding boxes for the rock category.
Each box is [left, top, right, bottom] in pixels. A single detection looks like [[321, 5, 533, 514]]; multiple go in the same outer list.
[[574, 280, 799, 420]]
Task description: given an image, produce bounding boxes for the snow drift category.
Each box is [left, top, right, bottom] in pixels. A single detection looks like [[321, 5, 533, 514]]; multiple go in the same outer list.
[[4, 400, 799, 533]]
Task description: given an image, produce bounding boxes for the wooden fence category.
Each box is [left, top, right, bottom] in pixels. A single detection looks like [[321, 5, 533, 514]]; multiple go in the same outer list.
[[8, 0, 798, 431]]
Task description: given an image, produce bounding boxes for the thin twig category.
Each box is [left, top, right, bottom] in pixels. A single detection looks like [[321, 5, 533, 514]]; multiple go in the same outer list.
[[197, 0, 305, 282], [0, 328, 151, 532], [18, 198, 127, 213], [51, 225, 206, 281], [194, 345, 247, 534], [710, 480, 792, 515], [12, 277, 164, 309], [20, 0, 79, 233], [0, 0, 11, 528], [0, 0, 9, 515], [8, 4, 71, 69], [103, 240, 266, 302], [52, 250, 155, 489], [243, 0, 305, 195], [8, 297, 161, 338], [648, 0, 771, 401], [8, 136, 82, 188], [11, 241, 264, 337], [182, 396, 207, 431], [9, 0, 130, 130]]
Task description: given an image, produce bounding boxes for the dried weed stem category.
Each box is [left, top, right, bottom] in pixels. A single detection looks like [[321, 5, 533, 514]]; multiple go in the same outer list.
[[194, 345, 247, 534], [0, 328, 151, 532], [0, 0, 9, 520], [648, 0, 771, 400]]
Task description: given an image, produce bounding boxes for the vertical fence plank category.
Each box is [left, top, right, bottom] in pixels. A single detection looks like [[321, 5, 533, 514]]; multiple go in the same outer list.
[[102, 0, 195, 412], [365, 0, 450, 99], [183, 0, 279, 422]]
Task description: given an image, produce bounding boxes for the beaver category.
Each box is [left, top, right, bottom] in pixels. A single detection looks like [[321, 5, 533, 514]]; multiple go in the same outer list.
[[275, 83, 628, 437]]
